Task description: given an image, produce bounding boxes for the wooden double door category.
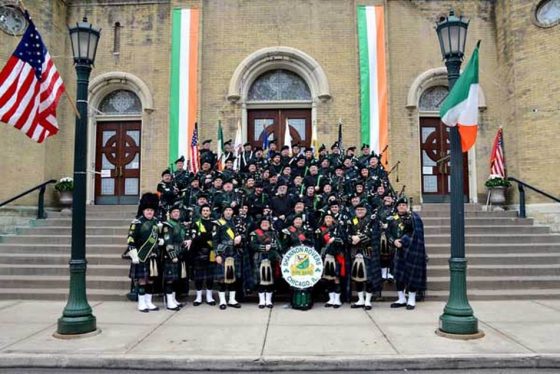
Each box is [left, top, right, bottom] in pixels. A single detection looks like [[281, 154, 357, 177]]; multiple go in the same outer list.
[[420, 117, 469, 202], [95, 121, 141, 205], [247, 109, 312, 148]]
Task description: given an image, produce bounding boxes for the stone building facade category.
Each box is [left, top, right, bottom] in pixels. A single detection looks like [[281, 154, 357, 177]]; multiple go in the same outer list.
[[0, 0, 558, 210]]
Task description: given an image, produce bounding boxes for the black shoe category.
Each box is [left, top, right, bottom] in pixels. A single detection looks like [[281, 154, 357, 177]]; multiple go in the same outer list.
[[324, 303, 333, 308], [258, 304, 266, 309], [167, 306, 181, 311], [351, 303, 364, 309], [364, 305, 372, 311], [219, 304, 227, 310], [139, 308, 149, 313], [390, 302, 407, 308], [228, 303, 241, 309], [193, 300, 202, 306], [176, 302, 184, 308], [147, 306, 159, 311], [207, 300, 216, 306], [333, 304, 341, 309], [406, 304, 415, 310], [266, 304, 273, 309]]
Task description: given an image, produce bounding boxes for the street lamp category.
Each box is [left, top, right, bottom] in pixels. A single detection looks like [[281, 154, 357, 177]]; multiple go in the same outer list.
[[435, 10, 481, 337], [56, 17, 101, 336]]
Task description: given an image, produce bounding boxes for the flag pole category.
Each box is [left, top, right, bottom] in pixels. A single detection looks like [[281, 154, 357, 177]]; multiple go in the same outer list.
[[64, 91, 81, 119]]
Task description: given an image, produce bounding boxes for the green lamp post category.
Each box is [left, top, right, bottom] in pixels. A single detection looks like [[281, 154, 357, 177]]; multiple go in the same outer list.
[[435, 10, 481, 337], [56, 17, 101, 336]]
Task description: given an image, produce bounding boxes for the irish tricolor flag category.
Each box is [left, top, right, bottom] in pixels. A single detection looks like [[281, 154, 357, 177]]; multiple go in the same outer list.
[[357, 5, 388, 160], [439, 43, 480, 152], [169, 8, 200, 164]]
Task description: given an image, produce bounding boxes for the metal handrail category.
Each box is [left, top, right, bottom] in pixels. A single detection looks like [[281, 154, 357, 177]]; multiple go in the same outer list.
[[508, 177, 560, 218], [0, 179, 57, 219]]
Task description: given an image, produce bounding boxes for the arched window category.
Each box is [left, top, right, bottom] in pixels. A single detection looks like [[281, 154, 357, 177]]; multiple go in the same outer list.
[[419, 86, 449, 112], [98, 89, 142, 115], [248, 69, 311, 101]]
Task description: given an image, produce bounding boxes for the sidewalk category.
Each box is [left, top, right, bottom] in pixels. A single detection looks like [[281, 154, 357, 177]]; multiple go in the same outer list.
[[0, 299, 559, 371]]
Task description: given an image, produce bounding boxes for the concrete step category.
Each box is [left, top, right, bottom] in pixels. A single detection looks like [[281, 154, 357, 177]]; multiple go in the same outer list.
[[426, 234, 560, 245], [87, 205, 137, 211], [0, 235, 126, 245], [426, 289, 560, 301], [49, 210, 138, 219], [15, 226, 130, 236], [0, 243, 123, 254], [427, 264, 560, 277], [421, 217, 533, 226], [418, 203, 482, 212], [426, 243, 560, 254], [0, 253, 123, 265], [0, 287, 127, 301], [424, 225, 550, 235], [418, 210, 518, 218], [0, 264, 128, 277], [33, 218, 133, 227], [427, 253, 560, 265], [427, 275, 560, 291], [0, 275, 130, 290]]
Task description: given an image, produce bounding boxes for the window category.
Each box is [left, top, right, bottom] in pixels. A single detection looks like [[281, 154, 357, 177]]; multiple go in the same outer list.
[[534, 0, 560, 28], [113, 22, 121, 54], [419, 86, 449, 112], [248, 69, 311, 101], [99, 90, 142, 115]]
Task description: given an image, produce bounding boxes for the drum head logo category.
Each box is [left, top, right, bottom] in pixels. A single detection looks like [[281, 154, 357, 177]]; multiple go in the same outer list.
[[281, 245, 323, 289]]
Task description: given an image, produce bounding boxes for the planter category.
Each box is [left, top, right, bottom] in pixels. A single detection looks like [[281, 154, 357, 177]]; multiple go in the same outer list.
[[488, 186, 507, 210], [58, 190, 73, 215]]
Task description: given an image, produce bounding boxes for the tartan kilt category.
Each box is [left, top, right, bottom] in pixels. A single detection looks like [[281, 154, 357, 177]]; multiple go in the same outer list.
[[163, 259, 180, 282], [352, 248, 383, 292], [129, 262, 151, 281], [393, 245, 427, 291], [192, 256, 214, 282]]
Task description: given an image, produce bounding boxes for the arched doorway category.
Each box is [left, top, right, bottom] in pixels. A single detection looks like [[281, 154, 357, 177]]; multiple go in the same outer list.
[[94, 90, 143, 205], [227, 46, 331, 145], [418, 86, 469, 202], [246, 69, 312, 147]]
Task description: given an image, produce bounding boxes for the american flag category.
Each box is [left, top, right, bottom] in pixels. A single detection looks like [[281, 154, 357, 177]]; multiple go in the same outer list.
[[0, 14, 64, 143], [490, 127, 506, 178], [189, 122, 199, 173]]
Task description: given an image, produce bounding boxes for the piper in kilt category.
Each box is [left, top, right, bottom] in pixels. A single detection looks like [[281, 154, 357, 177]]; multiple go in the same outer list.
[[126, 193, 162, 313], [389, 196, 427, 310], [213, 206, 245, 310], [249, 217, 281, 308], [317, 211, 346, 308], [161, 204, 188, 311], [189, 204, 216, 306], [347, 203, 382, 311]]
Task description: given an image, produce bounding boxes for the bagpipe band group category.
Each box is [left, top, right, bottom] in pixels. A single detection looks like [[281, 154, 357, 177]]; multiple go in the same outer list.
[[124, 139, 427, 312]]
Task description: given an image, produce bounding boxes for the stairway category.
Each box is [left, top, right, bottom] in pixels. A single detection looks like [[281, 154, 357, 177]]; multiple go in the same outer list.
[[0, 204, 559, 301], [0, 205, 135, 301], [420, 203, 560, 300]]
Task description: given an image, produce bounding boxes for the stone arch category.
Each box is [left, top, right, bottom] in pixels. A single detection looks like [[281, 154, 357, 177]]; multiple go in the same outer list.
[[89, 71, 154, 113], [227, 46, 331, 103], [406, 67, 486, 110]]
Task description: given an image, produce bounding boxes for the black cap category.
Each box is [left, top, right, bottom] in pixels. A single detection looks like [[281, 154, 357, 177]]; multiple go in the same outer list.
[[244, 142, 251, 147], [161, 169, 171, 177], [202, 139, 212, 145], [170, 202, 182, 212], [348, 146, 356, 151], [396, 196, 409, 206], [281, 145, 290, 151], [269, 139, 277, 145], [255, 146, 263, 152], [139, 192, 159, 212], [174, 155, 185, 164], [197, 193, 209, 200], [225, 155, 236, 163], [224, 139, 232, 146], [277, 179, 288, 187], [305, 147, 314, 153], [319, 144, 326, 151], [361, 143, 370, 150]]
